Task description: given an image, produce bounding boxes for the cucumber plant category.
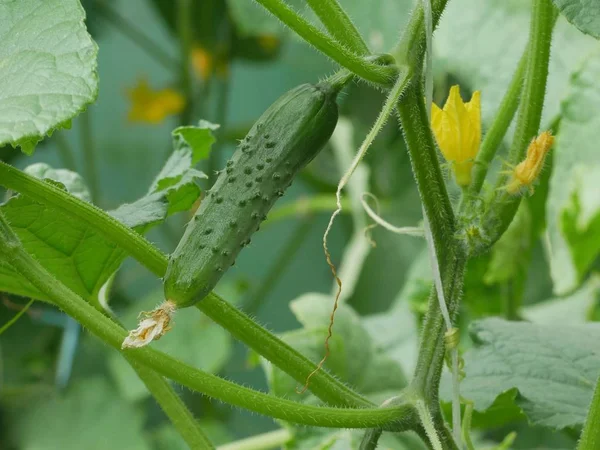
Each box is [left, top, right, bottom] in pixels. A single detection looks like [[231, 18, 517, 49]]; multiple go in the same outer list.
[[0, 0, 599, 449]]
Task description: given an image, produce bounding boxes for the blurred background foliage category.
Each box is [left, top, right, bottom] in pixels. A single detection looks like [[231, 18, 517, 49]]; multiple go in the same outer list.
[[1, 0, 599, 448]]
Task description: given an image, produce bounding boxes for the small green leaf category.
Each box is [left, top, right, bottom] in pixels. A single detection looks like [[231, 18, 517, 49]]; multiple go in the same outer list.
[[548, 50, 600, 294], [460, 318, 600, 429], [108, 290, 232, 402], [552, 0, 600, 39], [10, 378, 151, 450], [0, 0, 98, 154]]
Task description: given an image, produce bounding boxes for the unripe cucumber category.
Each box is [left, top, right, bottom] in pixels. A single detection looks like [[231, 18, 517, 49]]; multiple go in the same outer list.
[[165, 81, 341, 308]]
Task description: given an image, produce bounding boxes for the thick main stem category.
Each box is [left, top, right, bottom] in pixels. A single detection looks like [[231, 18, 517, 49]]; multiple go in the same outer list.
[[578, 373, 600, 450]]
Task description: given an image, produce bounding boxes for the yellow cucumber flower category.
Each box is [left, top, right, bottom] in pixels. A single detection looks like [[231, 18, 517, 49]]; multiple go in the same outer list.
[[126, 78, 185, 124], [431, 86, 481, 186], [504, 131, 554, 195], [191, 46, 213, 80]]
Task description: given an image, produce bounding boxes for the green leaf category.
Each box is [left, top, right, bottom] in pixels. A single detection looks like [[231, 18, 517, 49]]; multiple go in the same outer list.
[[552, 0, 600, 39], [108, 290, 232, 402], [9, 378, 151, 450], [0, 0, 98, 154], [261, 293, 408, 402], [548, 50, 600, 294], [460, 318, 600, 429], [435, 0, 599, 132], [0, 129, 209, 303]]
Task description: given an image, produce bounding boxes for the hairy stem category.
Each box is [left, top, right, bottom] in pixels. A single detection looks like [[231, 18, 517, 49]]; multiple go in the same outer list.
[[217, 429, 291, 450], [128, 358, 215, 449], [243, 218, 313, 314], [0, 161, 374, 409], [305, 0, 369, 55], [462, 48, 528, 209], [0, 214, 415, 428], [396, 84, 455, 258], [485, 0, 556, 244], [94, 0, 178, 70], [178, 0, 194, 125], [253, 0, 395, 84], [578, 373, 600, 450], [80, 112, 99, 204]]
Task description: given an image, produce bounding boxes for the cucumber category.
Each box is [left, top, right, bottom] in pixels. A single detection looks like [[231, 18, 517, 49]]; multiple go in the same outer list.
[[164, 80, 344, 308]]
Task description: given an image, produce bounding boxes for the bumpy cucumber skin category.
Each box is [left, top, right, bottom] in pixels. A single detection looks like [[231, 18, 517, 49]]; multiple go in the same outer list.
[[165, 83, 339, 308]]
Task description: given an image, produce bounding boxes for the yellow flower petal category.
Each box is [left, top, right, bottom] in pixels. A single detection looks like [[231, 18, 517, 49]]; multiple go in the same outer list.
[[191, 46, 212, 80], [431, 85, 482, 186], [505, 131, 554, 194], [126, 78, 185, 124]]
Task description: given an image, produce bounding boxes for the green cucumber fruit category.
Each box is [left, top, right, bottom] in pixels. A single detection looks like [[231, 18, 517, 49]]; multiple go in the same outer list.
[[164, 80, 344, 308]]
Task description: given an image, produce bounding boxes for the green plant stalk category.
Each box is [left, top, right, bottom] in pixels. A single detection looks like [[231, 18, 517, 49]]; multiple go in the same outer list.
[[244, 218, 313, 314], [305, 0, 369, 55], [127, 358, 215, 449], [178, 0, 194, 125], [578, 373, 600, 450], [0, 298, 34, 335], [264, 194, 352, 226], [0, 161, 375, 409], [53, 132, 77, 172], [80, 112, 99, 204], [359, 428, 383, 450], [392, 0, 448, 68], [0, 213, 417, 429], [198, 293, 373, 408], [217, 429, 291, 450], [94, 0, 178, 70], [396, 84, 455, 258], [485, 0, 556, 244], [462, 48, 528, 209], [253, 0, 395, 85]]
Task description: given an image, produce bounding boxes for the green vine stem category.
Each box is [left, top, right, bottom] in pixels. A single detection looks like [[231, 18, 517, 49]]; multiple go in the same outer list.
[[484, 0, 556, 244], [94, 0, 178, 70], [0, 161, 166, 274], [0, 161, 375, 410], [578, 373, 600, 450], [80, 111, 99, 204], [396, 84, 455, 258], [217, 429, 291, 450], [198, 293, 373, 408], [253, 0, 395, 85], [243, 218, 313, 314], [0, 212, 417, 429], [0, 162, 373, 409], [305, 0, 369, 55], [392, 0, 448, 68], [178, 0, 194, 125], [359, 428, 383, 450], [461, 48, 528, 210], [264, 194, 352, 226], [127, 358, 215, 449]]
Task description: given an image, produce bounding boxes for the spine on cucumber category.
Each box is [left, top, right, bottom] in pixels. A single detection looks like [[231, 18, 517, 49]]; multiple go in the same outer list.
[[164, 81, 342, 308]]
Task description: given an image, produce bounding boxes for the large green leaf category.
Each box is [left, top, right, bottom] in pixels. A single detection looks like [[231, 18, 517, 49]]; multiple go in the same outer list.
[[0, 0, 98, 154], [552, 0, 600, 39], [9, 378, 150, 450], [460, 318, 600, 429], [548, 50, 600, 294], [0, 123, 215, 304], [435, 0, 599, 131]]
